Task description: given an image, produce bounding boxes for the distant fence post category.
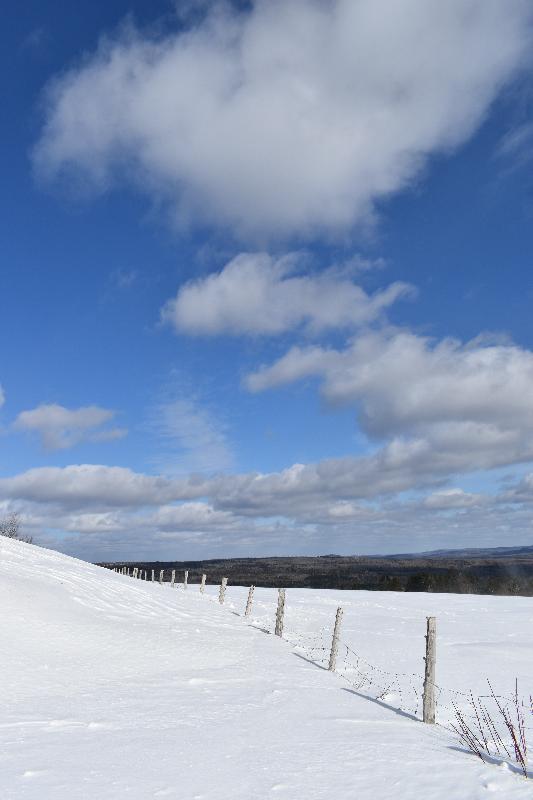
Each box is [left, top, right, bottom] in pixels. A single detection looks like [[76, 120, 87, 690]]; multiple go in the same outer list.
[[245, 585, 255, 617], [171, 569, 175, 587], [423, 616, 436, 724], [151, 569, 155, 582], [200, 574, 206, 593], [184, 570, 188, 590], [328, 607, 344, 672], [219, 577, 228, 604], [159, 569, 164, 585], [275, 589, 286, 637]]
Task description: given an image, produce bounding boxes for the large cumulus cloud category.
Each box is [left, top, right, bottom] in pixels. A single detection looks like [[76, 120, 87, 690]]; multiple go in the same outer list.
[[35, 0, 533, 239]]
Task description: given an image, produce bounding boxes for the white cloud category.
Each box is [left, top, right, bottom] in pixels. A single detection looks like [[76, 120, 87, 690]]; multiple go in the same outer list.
[[11, 469, 533, 562], [501, 472, 533, 502], [423, 488, 487, 510], [496, 121, 533, 170], [4, 455, 533, 560], [13, 403, 127, 450], [0, 465, 191, 508], [151, 502, 235, 531], [148, 395, 234, 474], [34, 0, 533, 239], [242, 329, 533, 514], [162, 252, 412, 336], [246, 329, 533, 439], [0, 425, 525, 520]]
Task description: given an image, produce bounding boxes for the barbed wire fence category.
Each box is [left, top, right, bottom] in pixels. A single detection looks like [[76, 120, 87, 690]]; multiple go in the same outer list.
[[109, 565, 532, 777]]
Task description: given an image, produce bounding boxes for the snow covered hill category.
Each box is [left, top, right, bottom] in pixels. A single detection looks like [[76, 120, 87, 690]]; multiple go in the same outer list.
[[0, 537, 531, 799]]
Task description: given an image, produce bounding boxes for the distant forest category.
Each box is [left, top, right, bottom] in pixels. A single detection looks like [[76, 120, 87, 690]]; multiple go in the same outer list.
[[101, 552, 533, 596]]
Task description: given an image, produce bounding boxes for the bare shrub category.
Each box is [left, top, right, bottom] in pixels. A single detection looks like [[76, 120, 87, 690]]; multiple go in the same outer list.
[[450, 680, 530, 778], [0, 513, 33, 544]]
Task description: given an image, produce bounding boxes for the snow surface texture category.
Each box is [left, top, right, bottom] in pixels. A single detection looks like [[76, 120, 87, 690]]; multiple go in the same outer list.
[[0, 537, 531, 799]]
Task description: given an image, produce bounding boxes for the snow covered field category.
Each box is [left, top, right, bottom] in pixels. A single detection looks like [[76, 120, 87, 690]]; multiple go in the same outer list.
[[0, 538, 531, 799]]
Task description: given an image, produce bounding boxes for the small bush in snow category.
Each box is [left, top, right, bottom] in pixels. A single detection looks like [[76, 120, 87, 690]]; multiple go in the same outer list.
[[0, 513, 33, 544], [451, 680, 530, 778]]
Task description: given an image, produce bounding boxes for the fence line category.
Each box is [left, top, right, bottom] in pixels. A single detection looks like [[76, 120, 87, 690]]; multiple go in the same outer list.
[[108, 564, 531, 775]]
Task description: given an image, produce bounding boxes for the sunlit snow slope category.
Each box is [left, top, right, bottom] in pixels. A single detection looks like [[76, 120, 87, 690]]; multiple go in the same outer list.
[[0, 537, 531, 799]]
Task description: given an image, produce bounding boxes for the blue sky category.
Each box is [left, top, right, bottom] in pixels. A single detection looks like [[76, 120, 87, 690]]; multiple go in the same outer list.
[[2, 0, 533, 561]]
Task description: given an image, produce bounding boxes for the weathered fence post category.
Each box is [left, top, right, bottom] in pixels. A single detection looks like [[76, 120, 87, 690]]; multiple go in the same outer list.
[[219, 577, 228, 604], [200, 574, 206, 593], [171, 569, 175, 587], [328, 607, 344, 672], [151, 569, 155, 582], [159, 569, 164, 585], [245, 585, 255, 617], [275, 588, 286, 637], [423, 616, 437, 724], [184, 570, 188, 590]]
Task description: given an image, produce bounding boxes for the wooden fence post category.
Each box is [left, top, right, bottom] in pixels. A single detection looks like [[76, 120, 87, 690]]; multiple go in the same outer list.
[[184, 570, 188, 590], [151, 569, 155, 582], [159, 569, 164, 585], [423, 616, 436, 724], [328, 607, 344, 672], [200, 574, 206, 593], [219, 577, 228, 604], [171, 569, 175, 587], [245, 585, 255, 617], [275, 589, 286, 637]]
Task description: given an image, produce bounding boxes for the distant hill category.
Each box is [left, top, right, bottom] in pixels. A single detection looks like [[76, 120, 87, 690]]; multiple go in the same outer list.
[[382, 544, 533, 559]]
